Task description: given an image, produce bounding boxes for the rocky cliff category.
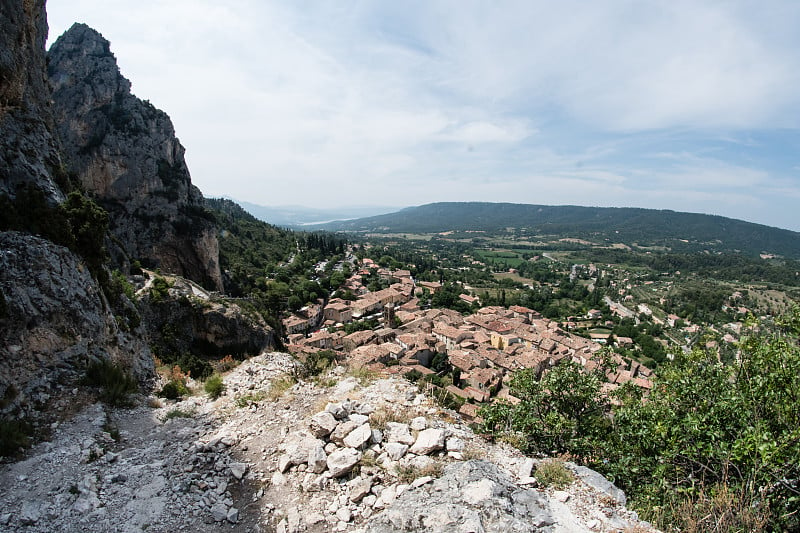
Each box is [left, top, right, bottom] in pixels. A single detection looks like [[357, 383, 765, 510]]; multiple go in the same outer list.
[[0, 232, 153, 418], [0, 0, 154, 419], [0, 0, 66, 202], [47, 24, 223, 291]]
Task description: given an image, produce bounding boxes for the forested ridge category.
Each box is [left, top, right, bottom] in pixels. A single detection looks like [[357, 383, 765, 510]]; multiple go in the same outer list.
[[315, 202, 800, 258]]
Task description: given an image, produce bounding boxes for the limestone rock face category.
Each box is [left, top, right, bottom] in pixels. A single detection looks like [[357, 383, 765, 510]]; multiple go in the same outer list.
[[47, 24, 222, 291], [359, 460, 555, 533], [0, 0, 65, 203], [0, 232, 153, 415], [139, 277, 275, 360]]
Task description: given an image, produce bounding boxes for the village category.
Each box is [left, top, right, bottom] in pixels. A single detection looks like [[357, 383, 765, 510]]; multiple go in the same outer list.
[[284, 257, 654, 420]]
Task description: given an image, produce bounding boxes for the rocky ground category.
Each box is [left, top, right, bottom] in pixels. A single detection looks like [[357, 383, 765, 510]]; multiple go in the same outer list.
[[0, 352, 657, 532]]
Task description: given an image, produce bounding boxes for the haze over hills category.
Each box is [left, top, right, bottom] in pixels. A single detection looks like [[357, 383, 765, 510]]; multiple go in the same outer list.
[[309, 202, 800, 259], [232, 199, 399, 228]]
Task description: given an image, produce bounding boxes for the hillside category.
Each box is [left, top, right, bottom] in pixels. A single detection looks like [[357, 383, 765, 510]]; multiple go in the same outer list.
[[312, 202, 800, 258]]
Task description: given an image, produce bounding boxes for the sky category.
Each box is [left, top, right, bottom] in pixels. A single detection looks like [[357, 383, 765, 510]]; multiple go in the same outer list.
[[46, 1, 800, 231]]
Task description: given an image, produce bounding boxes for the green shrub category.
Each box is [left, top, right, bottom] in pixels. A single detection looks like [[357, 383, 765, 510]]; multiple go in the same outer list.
[[295, 349, 340, 379], [479, 311, 800, 532], [204, 374, 225, 399], [149, 276, 172, 302], [158, 379, 189, 400], [84, 359, 138, 406], [0, 418, 32, 457], [162, 407, 195, 421], [534, 459, 574, 489]]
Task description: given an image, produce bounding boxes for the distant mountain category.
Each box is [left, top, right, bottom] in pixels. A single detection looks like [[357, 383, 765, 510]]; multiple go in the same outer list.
[[310, 202, 800, 258], [231, 199, 400, 227]]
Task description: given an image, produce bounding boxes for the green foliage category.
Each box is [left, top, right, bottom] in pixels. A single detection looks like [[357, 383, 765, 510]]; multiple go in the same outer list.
[[203, 374, 225, 399], [0, 418, 32, 457], [158, 379, 189, 400], [62, 191, 109, 278], [105, 269, 136, 312], [149, 276, 172, 302], [480, 356, 610, 457], [534, 459, 574, 489], [480, 310, 800, 531], [162, 407, 195, 421], [295, 350, 340, 379], [84, 359, 138, 406], [343, 318, 378, 335]]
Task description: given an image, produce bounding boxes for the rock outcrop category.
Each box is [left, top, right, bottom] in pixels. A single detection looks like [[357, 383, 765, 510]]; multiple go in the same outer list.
[[0, 354, 657, 532], [0, 232, 153, 417], [138, 275, 275, 360], [0, 0, 66, 203], [0, 1, 155, 419], [47, 24, 223, 291]]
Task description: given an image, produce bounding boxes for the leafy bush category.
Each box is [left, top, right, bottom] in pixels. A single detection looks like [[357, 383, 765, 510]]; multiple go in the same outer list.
[[480, 310, 800, 531], [62, 191, 109, 279], [158, 379, 189, 400], [149, 276, 172, 302], [480, 356, 609, 457], [295, 349, 340, 379], [84, 359, 138, 406], [204, 374, 225, 399], [162, 408, 195, 421], [0, 418, 32, 457], [534, 459, 574, 489]]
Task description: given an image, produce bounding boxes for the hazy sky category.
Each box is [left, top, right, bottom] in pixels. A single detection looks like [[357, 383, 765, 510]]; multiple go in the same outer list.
[[46, 1, 800, 231]]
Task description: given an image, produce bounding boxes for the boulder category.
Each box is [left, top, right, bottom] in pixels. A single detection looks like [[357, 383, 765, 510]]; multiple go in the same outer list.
[[410, 417, 427, 431], [309, 411, 339, 438], [330, 420, 360, 445], [307, 442, 328, 474], [384, 422, 415, 445], [357, 461, 556, 533], [229, 462, 248, 480], [343, 423, 372, 449], [383, 442, 409, 461], [348, 476, 374, 503], [409, 428, 446, 455], [327, 448, 362, 478]]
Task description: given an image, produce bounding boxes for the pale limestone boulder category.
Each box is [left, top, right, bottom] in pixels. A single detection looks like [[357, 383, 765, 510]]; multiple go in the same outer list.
[[343, 423, 372, 449], [409, 428, 446, 455], [309, 411, 339, 438], [330, 420, 360, 445], [327, 448, 362, 478], [384, 422, 415, 445], [384, 442, 409, 461]]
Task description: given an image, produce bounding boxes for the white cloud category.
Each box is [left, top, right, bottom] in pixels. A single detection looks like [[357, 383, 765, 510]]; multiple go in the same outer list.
[[44, 0, 800, 231]]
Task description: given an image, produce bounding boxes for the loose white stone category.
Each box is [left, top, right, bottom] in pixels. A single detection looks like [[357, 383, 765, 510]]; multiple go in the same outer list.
[[383, 442, 409, 461], [410, 416, 427, 431], [229, 462, 248, 480], [349, 413, 369, 425], [326, 448, 362, 478], [518, 458, 535, 480], [554, 490, 571, 503], [409, 428, 446, 455], [384, 422, 415, 445], [335, 508, 352, 523], [343, 423, 372, 449], [309, 411, 339, 438]]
